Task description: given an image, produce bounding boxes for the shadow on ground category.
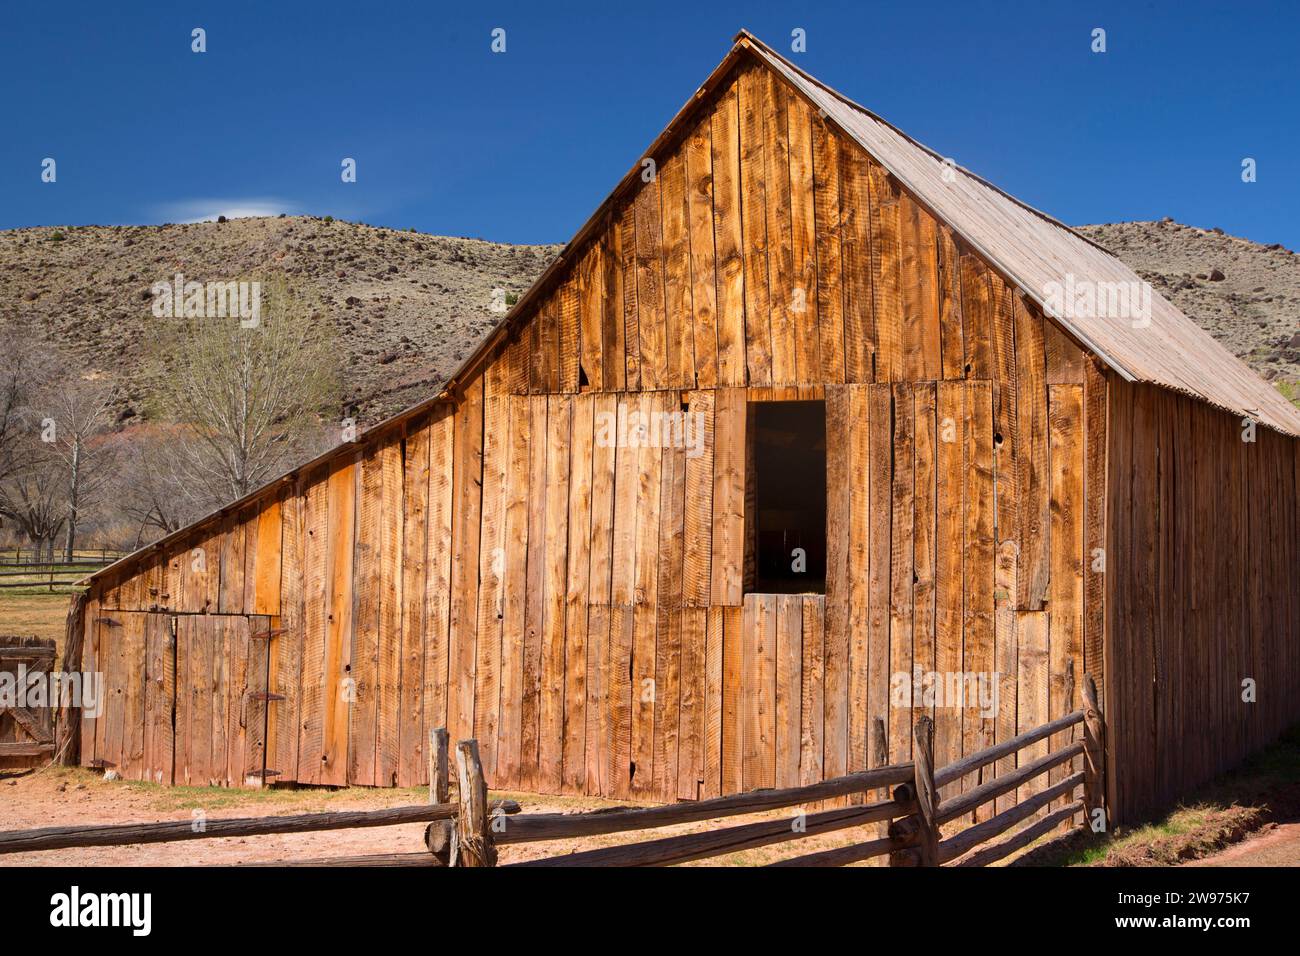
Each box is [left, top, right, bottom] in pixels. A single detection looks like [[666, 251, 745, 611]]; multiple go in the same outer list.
[[1016, 724, 1300, 866]]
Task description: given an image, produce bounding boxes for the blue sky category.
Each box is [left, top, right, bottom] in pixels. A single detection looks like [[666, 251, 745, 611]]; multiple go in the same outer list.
[[3, 0, 1298, 247]]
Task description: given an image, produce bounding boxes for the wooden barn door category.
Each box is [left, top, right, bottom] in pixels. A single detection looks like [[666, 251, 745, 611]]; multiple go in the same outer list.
[[141, 613, 175, 783], [0, 636, 57, 770], [173, 615, 272, 787]]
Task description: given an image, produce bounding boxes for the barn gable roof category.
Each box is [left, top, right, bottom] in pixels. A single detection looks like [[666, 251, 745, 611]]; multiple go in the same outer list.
[[736, 31, 1300, 437], [85, 29, 1299, 587]]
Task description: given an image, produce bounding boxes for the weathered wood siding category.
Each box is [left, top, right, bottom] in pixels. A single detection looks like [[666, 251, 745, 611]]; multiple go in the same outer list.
[[81, 61, 1100, 805], [1104, 379, 1300, 823]]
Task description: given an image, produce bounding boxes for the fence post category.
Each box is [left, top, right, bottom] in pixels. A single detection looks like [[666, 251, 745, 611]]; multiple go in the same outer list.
[[887, 718, 939, 867], [911, 716, 939, 866], [451, 739, 496, 867], [1081, 674, 1106, 834], [424, 728, 453, 864], [429, 727, 449, 804]]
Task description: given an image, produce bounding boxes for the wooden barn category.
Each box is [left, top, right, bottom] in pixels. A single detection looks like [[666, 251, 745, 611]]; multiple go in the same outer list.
[[68, 32, 1300, 825]]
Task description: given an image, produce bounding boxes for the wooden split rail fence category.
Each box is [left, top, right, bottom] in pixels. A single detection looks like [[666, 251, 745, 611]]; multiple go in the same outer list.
[[0, 678, 1105, 868]]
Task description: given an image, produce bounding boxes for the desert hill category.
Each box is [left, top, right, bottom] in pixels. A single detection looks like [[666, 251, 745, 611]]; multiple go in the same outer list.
[[1076, 219, 1300, 390], [4, 215, 1296, 429], [4, 216, 560, 424]]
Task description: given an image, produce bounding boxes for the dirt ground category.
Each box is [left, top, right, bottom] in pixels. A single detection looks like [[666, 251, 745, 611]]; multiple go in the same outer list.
[[0, 764, 906, 867], [1191, 820, 1300, 867]]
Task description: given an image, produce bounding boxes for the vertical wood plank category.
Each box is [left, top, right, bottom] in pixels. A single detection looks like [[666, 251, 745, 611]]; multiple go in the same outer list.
[[720, 604, 743, 794], [682, 391, 715, 606], [1015, 296, 1051, 609], [1082, 361, 1108, 696], [959, 255, 994, 380], [520, 396, 548, 790], [1049, 383, 1085, 797], [787, 95, 821, 383], [252, 499, 283, 615], [775, 593, 803, 789], [496, 396, 531, 788], [898, 198, 941, 380], [218, 513, 246, 615], [563, 394, 595, 793], [349, 449, 382, 787], [619, 205, 641, 391], [964, 381, 996, 800], [935, 383, 966, 798], [474, 399, 508, 779], [812, 117, 845, 383], [685, 121, 719, 389], [660, 152, 696, 389], [447, 378, 483, 750], [738, 65, 773, 387], [763, 69, 798, 386], [634, 170, 668, 391], [866, 384, 893, 776], [711, 85, 746, 387], [677, 606, 707, 800], [600, 219, 626, 392], [840, 146, 876, 383], [399, 421, 430, 788], [321, 459, 355, 787], [913, 384, 938, 744], [867, 162, 901, 382], [375, 438, 403, 787], [703, 606, 725, 797], [710, 388, 746, 605], [937, 226, 965, 380], [538, 394, 572, 793], [889, 383, 915, 761], [274, 482, 304, 784], [423, 409, 455, 770], [608, 605, 634, 799], [296, 471, 328, 785], [1016, 610, 1050, 801], [821, 385, 852, 790], [800, 595, 825, 786], [840, 385, 866, 785]]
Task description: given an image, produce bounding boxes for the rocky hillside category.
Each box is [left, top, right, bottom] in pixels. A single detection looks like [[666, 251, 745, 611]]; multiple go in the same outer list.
[[3, 215, 1296, 431], [4, 217, 560, 423], [1077, 219, 1300, 391]]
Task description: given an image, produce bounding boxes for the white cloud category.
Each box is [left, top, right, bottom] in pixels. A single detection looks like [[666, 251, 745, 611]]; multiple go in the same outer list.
[[153, 198, 301, 223]]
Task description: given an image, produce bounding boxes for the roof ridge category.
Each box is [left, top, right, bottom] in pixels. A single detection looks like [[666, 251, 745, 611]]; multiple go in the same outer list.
[[733, 30, 1120, 259]]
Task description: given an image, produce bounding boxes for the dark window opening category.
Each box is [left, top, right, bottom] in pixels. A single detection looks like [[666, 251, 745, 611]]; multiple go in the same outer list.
[[747, 400, 827, 594]]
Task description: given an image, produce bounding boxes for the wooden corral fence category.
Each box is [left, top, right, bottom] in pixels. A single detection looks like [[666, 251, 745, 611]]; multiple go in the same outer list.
[[0, 728, 518, 867], [0, 549, 123, 592], [480, 676, 1105, 867], [0, 637, 58, 771], [2, 548, 128, 566], [0, 678, 1105, 867]]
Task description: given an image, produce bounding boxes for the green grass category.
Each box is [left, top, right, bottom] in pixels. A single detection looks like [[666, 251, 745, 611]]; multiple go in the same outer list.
[[1019, 724, 1300, 866]]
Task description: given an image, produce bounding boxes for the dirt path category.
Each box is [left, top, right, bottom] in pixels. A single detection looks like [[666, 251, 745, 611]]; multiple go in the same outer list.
[[0, 765, 888, 867], [1189, 820, 1300, 867]]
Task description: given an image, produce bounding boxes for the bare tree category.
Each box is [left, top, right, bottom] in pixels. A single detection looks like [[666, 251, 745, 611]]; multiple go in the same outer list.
[[110, 427, 204, 544], [153, 272, 341, 512], [44, 375, 117, 560], [0, 431, 66, 562], [0, 325, 55, 484]]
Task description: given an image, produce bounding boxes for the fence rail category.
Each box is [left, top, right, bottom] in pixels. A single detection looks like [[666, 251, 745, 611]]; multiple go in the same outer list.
[[0, 561, 117, 591], [0, 548, 128, 567], [0, 676, 1106, 867]]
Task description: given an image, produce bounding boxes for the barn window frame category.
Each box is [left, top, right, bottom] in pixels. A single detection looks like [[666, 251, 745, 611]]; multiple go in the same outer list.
[[743, 399, 828, 596]]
